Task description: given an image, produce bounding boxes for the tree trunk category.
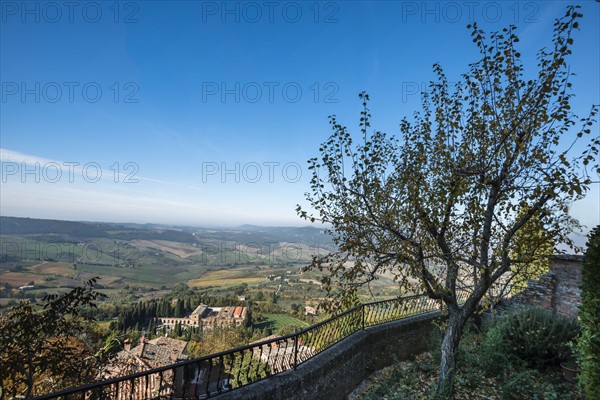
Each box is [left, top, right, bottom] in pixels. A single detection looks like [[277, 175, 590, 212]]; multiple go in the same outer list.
[[436, 311, 467, 399]]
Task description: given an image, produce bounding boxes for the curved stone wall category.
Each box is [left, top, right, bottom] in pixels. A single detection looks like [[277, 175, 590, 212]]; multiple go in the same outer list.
[[216, 311, 441, 400]]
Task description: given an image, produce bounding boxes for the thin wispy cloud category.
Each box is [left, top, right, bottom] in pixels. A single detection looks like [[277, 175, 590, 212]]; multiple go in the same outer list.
[[0, 148, 170, 185]]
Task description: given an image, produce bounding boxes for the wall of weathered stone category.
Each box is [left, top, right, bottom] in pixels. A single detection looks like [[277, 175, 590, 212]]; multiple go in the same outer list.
[[512, 255, 582, 318], [215, 311, 441, 400], [550, 255, 583, 317]]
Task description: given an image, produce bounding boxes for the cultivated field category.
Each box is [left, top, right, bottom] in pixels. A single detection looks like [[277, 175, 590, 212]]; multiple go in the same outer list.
[[131, 240, 203, 258], [187, 266, 288, 287], [254, 313, 310, 332]]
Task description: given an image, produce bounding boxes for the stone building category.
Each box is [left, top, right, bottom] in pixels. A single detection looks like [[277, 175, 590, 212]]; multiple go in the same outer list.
[[101, 336, 189, 399], [156, 304, 247, 330], [106, 336, 189, 377], [304, 306, 318, 316]]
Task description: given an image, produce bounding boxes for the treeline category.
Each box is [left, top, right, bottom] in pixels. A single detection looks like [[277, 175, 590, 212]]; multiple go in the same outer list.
[[108, 229, 195, 243]]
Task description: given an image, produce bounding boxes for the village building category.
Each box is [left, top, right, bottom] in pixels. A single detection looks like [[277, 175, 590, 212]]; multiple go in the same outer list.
[[105, 336, 188, 377], [156, 304, 247, 330], [304, 306, 318, 316], [102, 336, 189, 399], [250, 335, 315, 374]]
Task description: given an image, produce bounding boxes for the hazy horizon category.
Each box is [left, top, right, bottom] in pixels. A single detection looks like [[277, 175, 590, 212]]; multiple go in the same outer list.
[[0, 213, 325, 230]]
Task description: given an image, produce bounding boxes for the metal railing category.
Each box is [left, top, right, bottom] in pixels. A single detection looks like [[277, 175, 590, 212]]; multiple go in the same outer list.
[[30, 285, 524, 400]]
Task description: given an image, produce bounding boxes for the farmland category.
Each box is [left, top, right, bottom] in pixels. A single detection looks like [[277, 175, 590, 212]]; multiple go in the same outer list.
[[187, 265, 296, 287], [130, 240, 203, 258], [0, 217, 335, 309], [0, 217, 404, 319], [254, 313, 310, 333]]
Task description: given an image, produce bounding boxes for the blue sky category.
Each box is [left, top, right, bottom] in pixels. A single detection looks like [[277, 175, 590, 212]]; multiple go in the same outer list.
[[1, 0, 599, 229]]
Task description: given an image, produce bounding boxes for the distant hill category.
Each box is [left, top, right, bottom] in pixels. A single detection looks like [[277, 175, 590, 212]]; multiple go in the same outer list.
[[0, 216, 332, 246], [0, 216, 197, 243], [0, 216, 108, 236]]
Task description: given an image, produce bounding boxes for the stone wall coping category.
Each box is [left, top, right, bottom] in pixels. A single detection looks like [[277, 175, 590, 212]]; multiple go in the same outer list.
[[216, 310, 441, 400], [551, 254, 584, 262]]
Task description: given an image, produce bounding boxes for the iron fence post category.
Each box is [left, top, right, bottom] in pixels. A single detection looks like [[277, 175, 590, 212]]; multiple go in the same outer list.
[[361, 304, 365, 330], [293, 334, 298, 369]]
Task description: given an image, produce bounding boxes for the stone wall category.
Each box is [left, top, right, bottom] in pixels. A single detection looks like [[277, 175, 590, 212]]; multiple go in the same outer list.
[[550, 255, 583, 317], [512, 254, 582, 318], [216, 311, 441, 400]]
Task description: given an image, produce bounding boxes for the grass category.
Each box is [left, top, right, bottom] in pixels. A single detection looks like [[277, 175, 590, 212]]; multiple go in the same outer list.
[[75, 262, 201, 286], [0, 236, 208, 290], [130, 240, 203, 258], [27, 287, 71, 295], [254, 313, 309, 333]]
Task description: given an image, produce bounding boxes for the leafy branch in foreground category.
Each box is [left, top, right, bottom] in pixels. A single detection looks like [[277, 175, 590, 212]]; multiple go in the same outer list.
[[0, 278, 110, 399]]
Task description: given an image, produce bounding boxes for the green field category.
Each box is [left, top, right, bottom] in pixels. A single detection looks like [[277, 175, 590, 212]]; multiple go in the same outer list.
[[75, 262, 200, 286], [254, 313, 310, 333]]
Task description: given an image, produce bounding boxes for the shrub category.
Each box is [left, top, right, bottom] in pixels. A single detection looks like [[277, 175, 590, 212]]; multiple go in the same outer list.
[[577, 225, 600, 398], [479, 320, 513, 376], [482, 307, 579, 368], [500, 369, 561, 400], [453, 328, 489, 388]]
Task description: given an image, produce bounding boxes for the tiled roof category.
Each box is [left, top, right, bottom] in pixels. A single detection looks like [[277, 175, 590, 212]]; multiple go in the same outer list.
[[191, 304, 208, 316], [234, 306, 243, 318], [113, 337, 188, 373], [148, 336, 188, 354]]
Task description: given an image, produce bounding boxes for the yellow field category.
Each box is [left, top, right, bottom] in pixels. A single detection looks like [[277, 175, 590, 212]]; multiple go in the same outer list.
[[187, 267, 272, 287], [30, 262, 75, 277], [0, 271, 43, 286], [132, 240, 203, 258], [187, 268, 268, 287]]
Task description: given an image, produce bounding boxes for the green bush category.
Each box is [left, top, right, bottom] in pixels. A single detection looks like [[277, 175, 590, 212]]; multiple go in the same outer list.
[[578, 225, 600, 398], [500, 369, 561, 400], [454, 328, 490, 388], [479, 320, 513, 376], [482, 307, 579, 368]]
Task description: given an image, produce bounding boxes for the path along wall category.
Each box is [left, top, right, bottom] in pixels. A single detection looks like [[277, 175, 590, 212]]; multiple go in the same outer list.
[[216, 311, 440, 400]]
